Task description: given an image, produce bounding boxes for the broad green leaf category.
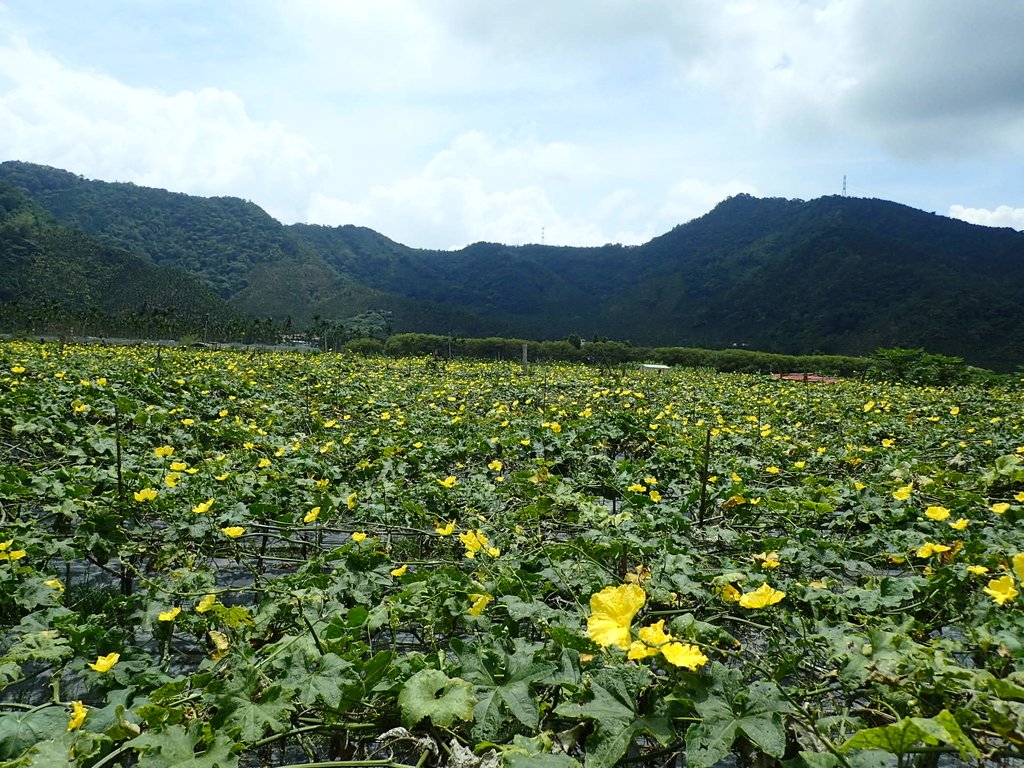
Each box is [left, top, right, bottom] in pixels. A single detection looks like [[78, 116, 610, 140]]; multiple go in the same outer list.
[[398, 669, 476, 728], [288, 651, 355, 711], [555, 666, 673, 768], [0, 708, 68, 761], [458, 640, 557, 739], [0, 736, 76, 767], [505, 754, 582, 768], [208, 684, 294, 745], [4, 629, 71, 664], [932, 710, 980, 760], [685, 667, 790, 768], [841, 710, 979, 759], [128, 723, 238, 768], [840, 719, 936, 756]]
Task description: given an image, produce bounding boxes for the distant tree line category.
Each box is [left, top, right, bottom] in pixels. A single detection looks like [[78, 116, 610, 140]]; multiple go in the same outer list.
[[372, 332, 999, 384]]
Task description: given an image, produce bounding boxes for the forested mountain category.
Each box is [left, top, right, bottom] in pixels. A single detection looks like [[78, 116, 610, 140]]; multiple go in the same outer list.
[[0, 182, 244, 339], [2, 160, 1023, 369]]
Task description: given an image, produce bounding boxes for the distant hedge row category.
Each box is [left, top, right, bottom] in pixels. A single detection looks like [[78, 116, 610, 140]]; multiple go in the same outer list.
[[366, 333, 872, 376]]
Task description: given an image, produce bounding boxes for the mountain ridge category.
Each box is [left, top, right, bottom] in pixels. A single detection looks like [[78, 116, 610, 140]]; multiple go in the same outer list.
[[1, 160, 1023, 369]]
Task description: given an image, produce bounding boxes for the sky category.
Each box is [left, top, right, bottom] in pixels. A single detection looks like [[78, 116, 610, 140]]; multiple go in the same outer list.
[[2, 0, 1023, 250]]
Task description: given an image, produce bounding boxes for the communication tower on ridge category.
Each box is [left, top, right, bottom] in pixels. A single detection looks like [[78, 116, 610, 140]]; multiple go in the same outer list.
[[842, 175, 847, 196]]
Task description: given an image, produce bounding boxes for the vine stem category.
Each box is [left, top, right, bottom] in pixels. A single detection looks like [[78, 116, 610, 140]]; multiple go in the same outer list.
[[89, 743, 132, 768]]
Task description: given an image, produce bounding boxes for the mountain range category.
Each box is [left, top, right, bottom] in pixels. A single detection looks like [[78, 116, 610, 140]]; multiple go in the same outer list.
[[1, 160, 1023, 370]]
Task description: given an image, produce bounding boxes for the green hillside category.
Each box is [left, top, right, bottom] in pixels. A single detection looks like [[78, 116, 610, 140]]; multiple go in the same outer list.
[[0, 183, 243, 339], [2, 161, 1024, 369]]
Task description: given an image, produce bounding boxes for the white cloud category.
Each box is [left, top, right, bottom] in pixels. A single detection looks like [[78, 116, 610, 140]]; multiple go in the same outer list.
[[307, 163, 602, 250], [0, 37, 329, 222], [275, 0, 694, 96], [8, 2, 1016, 250], [307, 130, 755, 248], [669, 0, 1024, 158], [948, 204, 1024, 231]]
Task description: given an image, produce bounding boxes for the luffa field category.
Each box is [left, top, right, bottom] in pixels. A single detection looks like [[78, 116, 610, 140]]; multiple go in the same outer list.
[[1, 340, 1024, 768]]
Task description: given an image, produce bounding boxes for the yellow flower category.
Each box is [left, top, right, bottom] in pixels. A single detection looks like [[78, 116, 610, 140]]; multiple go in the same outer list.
[[793, 461, 806, 469], [304, 506, 320, 523], [169, 461, 188, 472], [390, 564, 408, 577], [863, 401, 875, 412], [966, 565, 989, 575], [549, 422, 561, 433], [164, 472, 182, 488], [924, 506, 951, 521], [644, 476, 658, 486], [209, 630, 230, 660], [435, 521, 456, 536], [346, 492, 358, 509], [1013, 553, 1024, 582], [991, 502, 1011, 515], [627, 484, 647, 493], [949, 517, 969, 530], [916, 542, 951, 558], [468, 593, 493, 616], [488, 459, 503, 472], [351, 532, 368, 542], [881, 438, 894, 448], [258, 457, 272, 469], [221, 526, 245, 538], [661, 642, 710, 670], [154, 445, 174, 458], [44, 578, 65, 593], [1016, 491, 1024, 503], [765, 466, 780, 475], [67, 700, 86, 732], [627, 618, 669, 659], [649, 490, 662, 503], [754, 551, 781, 569], [192, 498, 215, 514], [892, 484, 913, 501], [10, 365, 25, 374], [158, 607, 181, 622], [627, 640, 660, 660], [949, 406, 960, 415], [738, 584, 785, 609], [984, 574, 1019, 606], [196, 593, 217, 613], [437, 476, 458, 489], [0, 544, 26, 561], [134, 488, 158, 502], [719, 584, 741, 602], [459, 529, 492, 558], [88, 652, 120, 673], [637, 619, 672, 647], [586, 583, 646, 649]]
